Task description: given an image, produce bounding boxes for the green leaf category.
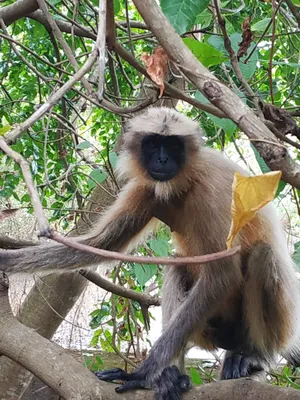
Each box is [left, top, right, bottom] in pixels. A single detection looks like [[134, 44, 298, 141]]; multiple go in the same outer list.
[[76, 141, 92, 149], [133, 263, 158, 286], [148, 238, 170, 257], [194, 9, 212, 28], [0, 125, 11, 136], [108, 151, 118, 169], [292, 242, 300, 268], [114, 0, 121, 14], [87, 169, 108, 189], [182, 38, 226, 67], [251, 18, 271, 32], [161, 0, 210, 35], [195, 91, 237, 134], [190, 367, 203, 385], [21, 194, 31, 203], [209, 115, 237, 134], [208, 33, 258, 80]]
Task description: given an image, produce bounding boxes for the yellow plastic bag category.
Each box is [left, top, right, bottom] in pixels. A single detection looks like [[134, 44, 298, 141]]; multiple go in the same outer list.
[[226, 171, 282, 248]]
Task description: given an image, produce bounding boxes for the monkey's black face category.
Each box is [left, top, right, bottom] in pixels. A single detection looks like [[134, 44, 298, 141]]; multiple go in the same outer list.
[[141, 134, 185, 181]]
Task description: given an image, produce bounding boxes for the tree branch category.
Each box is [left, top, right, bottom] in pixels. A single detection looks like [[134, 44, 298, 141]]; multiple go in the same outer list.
[[285, 0, 300, 28], [80, 270, 161, 306], [0, 273, 103, 399], [0, 0, 38, 26], [0, 137, 50, 237]]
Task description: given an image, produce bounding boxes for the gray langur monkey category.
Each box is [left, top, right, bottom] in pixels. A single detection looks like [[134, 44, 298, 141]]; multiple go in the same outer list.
[[1, 107, 300, 399]]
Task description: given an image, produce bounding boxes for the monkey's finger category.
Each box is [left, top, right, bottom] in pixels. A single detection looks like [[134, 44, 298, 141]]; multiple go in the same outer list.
[[95, 368, 129, 382], [115, 379, 148, 392]]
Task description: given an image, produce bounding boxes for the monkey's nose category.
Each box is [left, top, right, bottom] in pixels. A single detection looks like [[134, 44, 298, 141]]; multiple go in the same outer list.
[[158, 157, 169, 164]]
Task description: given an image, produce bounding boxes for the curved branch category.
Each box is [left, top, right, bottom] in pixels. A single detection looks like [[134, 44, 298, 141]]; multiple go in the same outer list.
[[80, 270, 161, 306], [0, 0, 38, 26]]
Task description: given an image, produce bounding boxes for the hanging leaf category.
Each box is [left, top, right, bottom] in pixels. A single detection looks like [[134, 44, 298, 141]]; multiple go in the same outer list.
[[226, 171, 282, 248], [237, 16, 254, 60], [141, 47, 168, 98]]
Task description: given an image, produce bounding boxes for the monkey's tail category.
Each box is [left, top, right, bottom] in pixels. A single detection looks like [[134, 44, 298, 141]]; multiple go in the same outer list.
[[0, 241, 102, 274]]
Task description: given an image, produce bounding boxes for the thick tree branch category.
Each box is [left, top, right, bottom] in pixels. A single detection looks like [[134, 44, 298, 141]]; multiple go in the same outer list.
[[1, 271, 300, 400], [0, 0, 38, 26], [131, 0, 300, 189], [0, 274, 103, 399]]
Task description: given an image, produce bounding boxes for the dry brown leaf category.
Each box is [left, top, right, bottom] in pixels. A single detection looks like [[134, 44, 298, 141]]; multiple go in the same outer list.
[[226, 171, 282, 248], [141, 47, 168, 98], [237, 16, 254, 60]]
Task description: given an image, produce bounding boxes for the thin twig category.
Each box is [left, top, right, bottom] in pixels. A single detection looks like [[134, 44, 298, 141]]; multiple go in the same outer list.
[[213, 0, 263, 117], [80, 270, 161, 306], [0, 137, 50, 236], [97, 0, 106, 99]]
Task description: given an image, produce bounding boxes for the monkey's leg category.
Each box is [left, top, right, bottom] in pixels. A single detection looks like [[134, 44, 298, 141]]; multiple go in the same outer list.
[[220, 351, 266, 380], [221, 242, 294, 381], [97, 266, 191, 397], [97, 261, 241, 399]]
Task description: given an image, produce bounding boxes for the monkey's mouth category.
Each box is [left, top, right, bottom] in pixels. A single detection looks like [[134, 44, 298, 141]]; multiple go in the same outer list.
[[149, 171, 176, 181]]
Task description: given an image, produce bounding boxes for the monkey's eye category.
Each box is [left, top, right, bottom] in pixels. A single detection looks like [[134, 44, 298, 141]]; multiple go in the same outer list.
[[147, 142, 159, 151]]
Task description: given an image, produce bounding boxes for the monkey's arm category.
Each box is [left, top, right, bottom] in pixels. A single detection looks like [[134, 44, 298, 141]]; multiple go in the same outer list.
[[0, 183, 155, 274]]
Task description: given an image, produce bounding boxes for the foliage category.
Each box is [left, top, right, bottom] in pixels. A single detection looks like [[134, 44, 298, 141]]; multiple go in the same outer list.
[[0, 0, 300, 381]]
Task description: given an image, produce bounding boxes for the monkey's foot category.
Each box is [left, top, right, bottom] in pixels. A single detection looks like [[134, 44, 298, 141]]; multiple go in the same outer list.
[[220, 352, 264, 380], [152, 366, 191, 400], [95, 368, 148, 391], [95, 365, 191, 399]]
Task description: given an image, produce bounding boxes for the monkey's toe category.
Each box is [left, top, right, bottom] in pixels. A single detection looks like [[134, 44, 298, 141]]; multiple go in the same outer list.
[[221, 353, 264, 380], [95, 368, 148, 392], [153, 365, 192, 400], [95, 367, 128, 382]]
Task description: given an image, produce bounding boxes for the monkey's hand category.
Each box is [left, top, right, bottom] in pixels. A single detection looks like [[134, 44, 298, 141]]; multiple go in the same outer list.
[[95, 365, 191, 399]]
